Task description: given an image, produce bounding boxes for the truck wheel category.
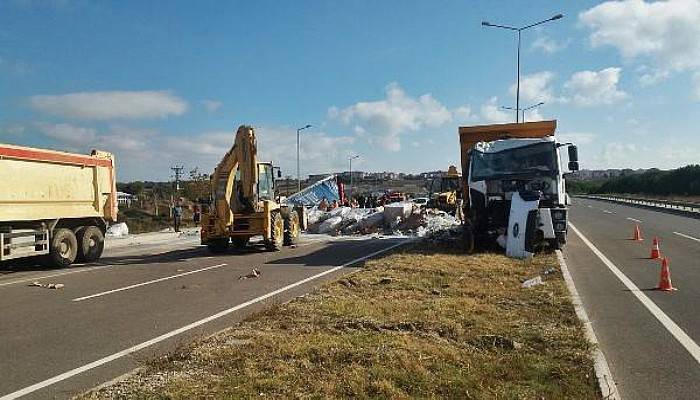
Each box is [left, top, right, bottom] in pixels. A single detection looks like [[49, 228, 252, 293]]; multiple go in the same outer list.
[[77, 226, 105, 262], [284, 212, 300, 246], [49, 228, 78, 268], [266, 211, 284, 251], [207, 238, 230, 253], [231, 237, 249, 250]]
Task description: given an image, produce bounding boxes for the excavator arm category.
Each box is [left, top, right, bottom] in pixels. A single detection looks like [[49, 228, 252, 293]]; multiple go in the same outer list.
[[212, 125, 259, 231]]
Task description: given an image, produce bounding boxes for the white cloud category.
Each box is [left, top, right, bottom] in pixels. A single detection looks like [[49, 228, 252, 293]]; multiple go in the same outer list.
[[28, 90, 188, 120], [330, 82, 452, 151], [563, 67, 627, 106], [694, 72, 700, 100], [532, 36, 569, 54], [30, 121, 356, 180], [453, 105, 476, 123], [509, 71, 557, 104], [480, 97, 512, 123], [580, 0, 700, 90], [636, 65, 671, 86], [201, 99, 222, 113], [558, 132, 596, 145], [35, 122, 97, 145]]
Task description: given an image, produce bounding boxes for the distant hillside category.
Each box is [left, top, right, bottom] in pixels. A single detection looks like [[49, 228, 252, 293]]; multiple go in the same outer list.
[[567, 165, 700, 196]]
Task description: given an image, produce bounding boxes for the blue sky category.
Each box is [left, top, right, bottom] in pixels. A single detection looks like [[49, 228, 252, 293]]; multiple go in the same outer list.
[[1, 0, 699, 181]]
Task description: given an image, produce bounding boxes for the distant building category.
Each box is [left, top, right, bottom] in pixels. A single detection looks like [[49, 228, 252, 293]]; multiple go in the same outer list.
[[117, 191, 136, 207]]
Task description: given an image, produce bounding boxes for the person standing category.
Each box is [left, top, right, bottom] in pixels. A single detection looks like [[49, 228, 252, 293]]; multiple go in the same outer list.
[[173, 203, 183, 232]]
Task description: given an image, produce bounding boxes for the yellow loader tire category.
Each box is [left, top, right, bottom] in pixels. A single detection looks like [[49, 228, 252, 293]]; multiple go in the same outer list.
[[284, 212, 300, 246], [266, 211, 284, 251]]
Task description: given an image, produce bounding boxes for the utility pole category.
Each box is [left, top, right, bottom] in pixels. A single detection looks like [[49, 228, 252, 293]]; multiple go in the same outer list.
[[296, 124, 312, 193], [171, 165, 184, 192], [348, 155, 359, 201], [482, 14, 563, 123]]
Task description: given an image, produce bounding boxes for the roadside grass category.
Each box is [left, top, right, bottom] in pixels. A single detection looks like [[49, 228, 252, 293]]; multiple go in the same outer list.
[[83, 241, 598, 399]]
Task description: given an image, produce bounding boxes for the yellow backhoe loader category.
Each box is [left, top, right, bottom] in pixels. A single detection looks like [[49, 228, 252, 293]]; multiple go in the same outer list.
[[427, 165, 462, 214], [200, 125, 304, 253]]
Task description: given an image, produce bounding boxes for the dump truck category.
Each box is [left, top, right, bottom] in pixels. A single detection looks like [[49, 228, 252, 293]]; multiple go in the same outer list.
[[458, 120, 579, 256], [0, 144, 117, 267], [200, 125, 305, 252], [426, 165, 462, 214]]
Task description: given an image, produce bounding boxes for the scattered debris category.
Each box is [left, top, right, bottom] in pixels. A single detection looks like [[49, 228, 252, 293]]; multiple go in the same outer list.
[[306, 204, 460, 237], [521, 276, 544, 288], [106, 222, 129, 238], [238, 268, 261, 280], [28, 281, 64, 289], [378, 277, 393, 285]]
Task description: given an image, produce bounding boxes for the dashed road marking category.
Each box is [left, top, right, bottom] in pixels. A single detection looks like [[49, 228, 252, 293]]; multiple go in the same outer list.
[[570, 223, 700, 365], [626, 217, 642, 223], [0, 239, 411, 400], [673, 231, 700, 243], [602, 210, 614, 214], [72, 263, 228, 302]]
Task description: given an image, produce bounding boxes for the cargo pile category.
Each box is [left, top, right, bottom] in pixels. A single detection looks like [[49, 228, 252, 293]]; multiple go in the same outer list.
[[306, 202, 460, 237]]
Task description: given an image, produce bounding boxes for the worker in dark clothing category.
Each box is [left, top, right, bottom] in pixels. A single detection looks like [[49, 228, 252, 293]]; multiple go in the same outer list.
[[173, 204, 183, 232]]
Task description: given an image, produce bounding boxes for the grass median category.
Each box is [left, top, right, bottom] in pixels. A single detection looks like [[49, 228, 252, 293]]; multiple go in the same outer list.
[[84, 241, 598, 399]]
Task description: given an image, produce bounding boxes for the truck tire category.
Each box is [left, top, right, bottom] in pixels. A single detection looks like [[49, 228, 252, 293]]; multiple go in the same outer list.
[[77, 226, 105, 262], [207, 238, 230, 253], [284, 212, 300, 246], [265, 211, 284, 251], [49, 228, 78, 268]]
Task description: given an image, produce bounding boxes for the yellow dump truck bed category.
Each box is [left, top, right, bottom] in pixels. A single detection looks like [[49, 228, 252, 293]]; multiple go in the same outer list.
[[0, 143, 117, 223]]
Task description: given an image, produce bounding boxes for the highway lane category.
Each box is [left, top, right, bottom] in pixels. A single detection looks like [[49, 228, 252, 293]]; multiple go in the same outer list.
[[0, 235, 410, 400], [565, 197, 700, 399]]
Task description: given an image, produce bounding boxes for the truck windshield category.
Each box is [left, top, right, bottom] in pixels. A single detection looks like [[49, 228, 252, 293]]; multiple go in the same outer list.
[[470, 142, 556, 181]]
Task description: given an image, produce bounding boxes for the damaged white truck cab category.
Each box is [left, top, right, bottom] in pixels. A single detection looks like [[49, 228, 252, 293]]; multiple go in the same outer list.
[[458, 120, 578, 256]]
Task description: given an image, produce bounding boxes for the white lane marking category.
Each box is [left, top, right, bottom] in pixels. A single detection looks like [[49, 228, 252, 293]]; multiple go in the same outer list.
[[674, 231, 700, 243], [0, 239, 411, 400], [0, 265, 112, 288], [72, 263, 228, 302], [570, 223, 700, 365], [626, 217, 643, 223], [602, 210, 614, 214], [587, 205, 593, 208]]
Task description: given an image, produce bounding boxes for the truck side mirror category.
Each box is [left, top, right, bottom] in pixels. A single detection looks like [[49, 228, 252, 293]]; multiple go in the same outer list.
[[277, 169, 282, 178], [568, 145, 578, 162], [568, 161, 579, 171]]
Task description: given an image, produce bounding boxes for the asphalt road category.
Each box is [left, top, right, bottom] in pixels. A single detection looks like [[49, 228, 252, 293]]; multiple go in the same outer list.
[[0, 234, 410, 400], [565, 197, 700, 400]]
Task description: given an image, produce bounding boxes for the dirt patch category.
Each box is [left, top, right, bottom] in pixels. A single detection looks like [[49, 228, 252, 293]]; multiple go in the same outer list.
[[81, 242, 598, 399]]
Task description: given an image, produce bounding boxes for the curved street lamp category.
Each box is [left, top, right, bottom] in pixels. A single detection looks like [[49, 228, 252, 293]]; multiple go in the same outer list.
[[482, 14, 563, 123]]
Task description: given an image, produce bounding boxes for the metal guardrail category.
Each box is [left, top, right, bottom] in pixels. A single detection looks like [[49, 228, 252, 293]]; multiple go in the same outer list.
[[576, 194, 700, 215]]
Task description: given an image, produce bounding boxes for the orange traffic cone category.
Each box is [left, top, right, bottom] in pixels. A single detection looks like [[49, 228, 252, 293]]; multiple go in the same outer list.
[[632, 224, 643, 241], [656, 258, 676, 291], [650, 237, 661, 259]]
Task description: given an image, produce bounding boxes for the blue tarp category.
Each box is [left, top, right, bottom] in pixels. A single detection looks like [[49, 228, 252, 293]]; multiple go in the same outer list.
[[286, 175, 339, 206]]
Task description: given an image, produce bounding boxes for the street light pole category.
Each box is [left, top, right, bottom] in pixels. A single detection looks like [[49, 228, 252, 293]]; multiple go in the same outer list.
[[348, 155, 359, 202], [501, 101, 544, 123], [482, 14, 563, 123], [516, 29, 521, 123], [296, 124, 312, 193]]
